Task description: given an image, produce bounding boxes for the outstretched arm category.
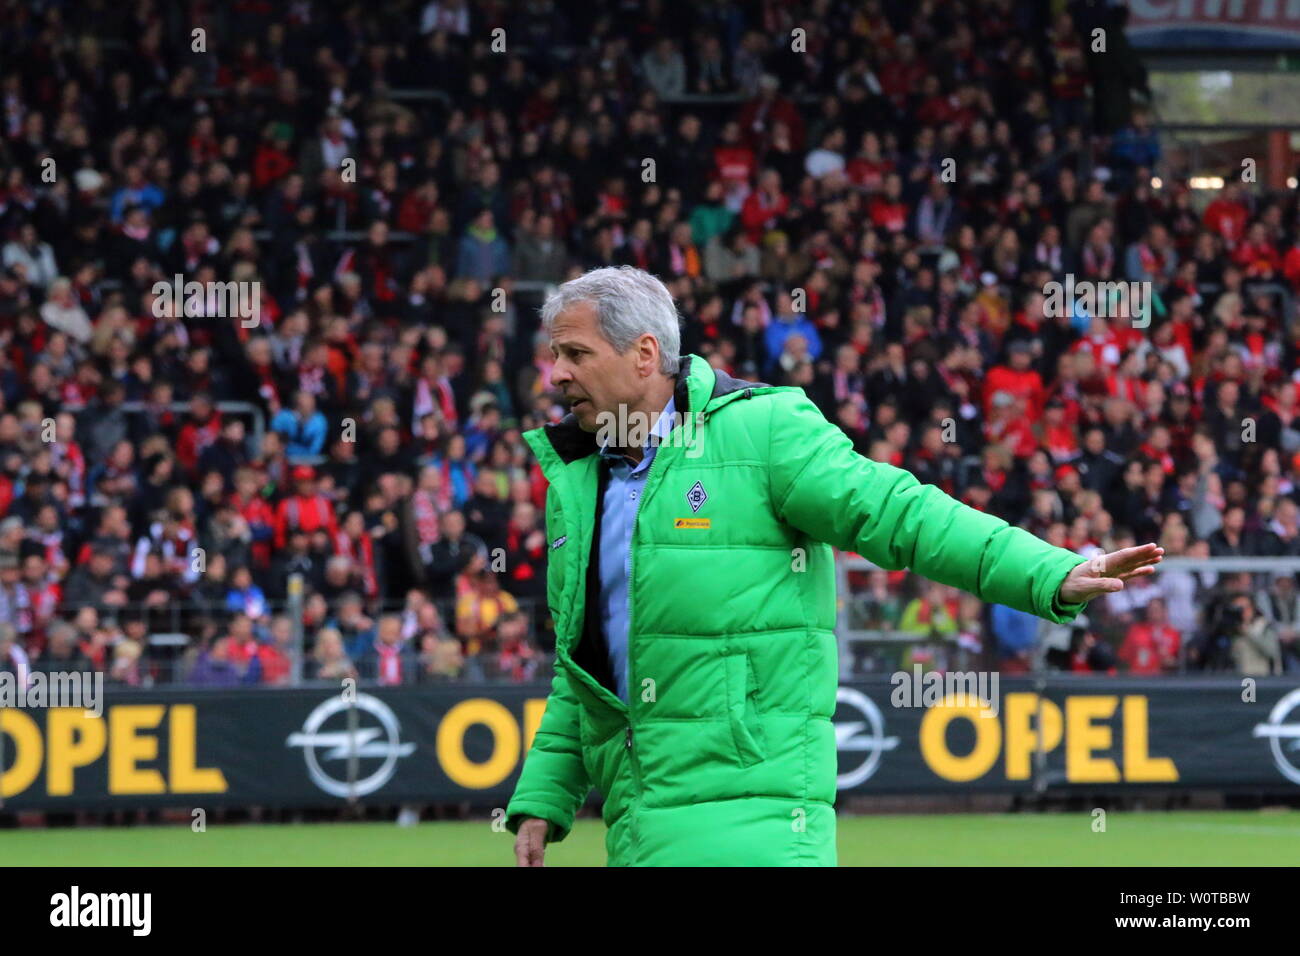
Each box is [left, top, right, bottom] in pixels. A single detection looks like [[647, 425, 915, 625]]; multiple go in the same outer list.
[[769, 394, 1159, 622]]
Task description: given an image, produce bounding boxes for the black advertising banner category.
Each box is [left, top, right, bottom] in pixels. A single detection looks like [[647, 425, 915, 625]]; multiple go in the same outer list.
[[832, 676, 1300, 795], [2, 678, 1299, 810], [0, 685, 548, 811]]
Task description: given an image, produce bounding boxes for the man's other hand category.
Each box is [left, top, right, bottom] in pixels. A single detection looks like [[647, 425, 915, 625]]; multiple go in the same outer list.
[[514, 818, 549, 867], [1058, 543, 1165, 605]]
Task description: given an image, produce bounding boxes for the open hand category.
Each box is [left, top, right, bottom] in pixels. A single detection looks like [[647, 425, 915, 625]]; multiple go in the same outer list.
[[1058, 543, 1164, 605]]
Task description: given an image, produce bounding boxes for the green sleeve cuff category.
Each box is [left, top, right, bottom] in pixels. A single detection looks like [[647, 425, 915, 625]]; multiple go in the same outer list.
[[1047, 558, 1090, 623], [505, 806, 572, 844]]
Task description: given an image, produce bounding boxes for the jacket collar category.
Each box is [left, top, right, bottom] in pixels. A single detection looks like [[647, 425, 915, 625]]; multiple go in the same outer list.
[[526, 354, 768, 469]]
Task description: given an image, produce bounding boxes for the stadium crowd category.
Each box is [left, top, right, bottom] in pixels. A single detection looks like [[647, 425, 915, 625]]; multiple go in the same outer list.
[[0, 0, 1298, 688]]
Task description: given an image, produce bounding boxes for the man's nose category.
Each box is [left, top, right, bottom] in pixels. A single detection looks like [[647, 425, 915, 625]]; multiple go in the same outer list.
[[550, 360, 572, 389]]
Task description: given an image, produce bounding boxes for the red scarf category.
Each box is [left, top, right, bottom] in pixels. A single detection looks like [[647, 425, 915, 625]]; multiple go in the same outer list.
[[413, 489, 445, 543], [14, 580, 59, 636], [335, 530, 378, 598], [375, 640, 402, 685], [415, 376, 458, 429]]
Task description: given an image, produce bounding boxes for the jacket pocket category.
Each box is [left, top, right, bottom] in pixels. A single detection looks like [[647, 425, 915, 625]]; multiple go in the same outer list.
[[725, 650, 767, 767], [576, 708, 606, 788]]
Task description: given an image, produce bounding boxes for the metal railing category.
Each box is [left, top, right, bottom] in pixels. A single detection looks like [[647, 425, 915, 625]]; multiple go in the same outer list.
[[836, 552, 1300, 678], [24, 551, 1299, 691], [18, 591, 552, 688], [75, 400, 268, 454]]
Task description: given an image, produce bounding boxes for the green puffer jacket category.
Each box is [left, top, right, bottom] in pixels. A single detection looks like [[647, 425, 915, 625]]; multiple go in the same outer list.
[[506, 354, 1088, 866]]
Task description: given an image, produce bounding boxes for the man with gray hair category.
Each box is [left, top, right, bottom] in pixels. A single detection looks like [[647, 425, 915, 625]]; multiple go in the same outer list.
[[507, 265, 1163, 866], [33, 619, 92, 673]]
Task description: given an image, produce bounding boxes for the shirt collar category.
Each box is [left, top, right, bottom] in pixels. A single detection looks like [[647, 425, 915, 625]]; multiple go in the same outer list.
[[598, 394, 677, 464]]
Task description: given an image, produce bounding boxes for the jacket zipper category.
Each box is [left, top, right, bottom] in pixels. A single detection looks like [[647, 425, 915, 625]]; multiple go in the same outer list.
[[559, 396, 728, 717], [621, 409, 682, 860], [620, 399, 723, 756], [555, 467, 628, 715]]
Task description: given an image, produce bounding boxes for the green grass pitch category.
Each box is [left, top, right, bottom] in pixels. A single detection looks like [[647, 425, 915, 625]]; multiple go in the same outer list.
[[2, 811, 1297, 865]]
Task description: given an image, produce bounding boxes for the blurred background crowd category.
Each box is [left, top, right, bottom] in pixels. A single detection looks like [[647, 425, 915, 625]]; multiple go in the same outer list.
[[1, 0, 1298, 688]]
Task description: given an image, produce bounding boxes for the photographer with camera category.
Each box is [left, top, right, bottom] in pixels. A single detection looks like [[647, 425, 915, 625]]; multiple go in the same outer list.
[[1255, 572, 1300, 673], [1196, 590, 1282, 675], [1229, 593, 1283, 676]]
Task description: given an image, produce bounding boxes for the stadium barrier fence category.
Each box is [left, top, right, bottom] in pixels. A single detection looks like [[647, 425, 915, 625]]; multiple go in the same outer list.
[[835, 553, 1300, 678], [2, 676, 1299, 811]]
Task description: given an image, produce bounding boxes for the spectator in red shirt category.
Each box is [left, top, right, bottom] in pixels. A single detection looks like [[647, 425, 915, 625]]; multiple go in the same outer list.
[[397, 178, 440, 234], [877, 36, 927, 111], [252, 125, 295, 191], [260, 615, 296, 686], [984, 340, 1046, 422], [737, 74, 805, 152], [1119, 597, 1181, 674], [224, 613, 277, 683], [273, 465, 339, 548], [869, 172, 908, 233], [1041, 400, 1081, 461], [985, 391, 1038, 458], [846, 131, 892, 193], [176, 393, 223, 477], [739, 169, 789, 242], [1232, 221, 1282, 280], [711, 120, 756, 202], [1203, 183, 1250, 250], [230, 467, 276, 568], [1070, 315, 1123, 373]]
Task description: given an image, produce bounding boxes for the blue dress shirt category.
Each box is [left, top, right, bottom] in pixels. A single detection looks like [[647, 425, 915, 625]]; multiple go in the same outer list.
[[597, 395, 676, 701]]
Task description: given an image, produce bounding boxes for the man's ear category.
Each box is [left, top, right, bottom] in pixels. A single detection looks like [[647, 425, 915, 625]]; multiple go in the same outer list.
[[635, 334, 659, 378]]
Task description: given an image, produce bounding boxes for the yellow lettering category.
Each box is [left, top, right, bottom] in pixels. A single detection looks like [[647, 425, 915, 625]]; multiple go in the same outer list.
[[1122, 696, 1178, 782], [1066, 696, 1120, 782], [523, 698, 548, 754], [437, 699, 520, 789], [46, 708, 106, 796], [0, 709, 42, 797], [1003, 693, 1063, 781], [109, 705, 166, 794], [168, 705, 228, 793], [919, 697, 1001, 782]]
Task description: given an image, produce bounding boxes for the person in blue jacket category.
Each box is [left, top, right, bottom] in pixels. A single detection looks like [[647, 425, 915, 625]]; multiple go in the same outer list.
[[764, 291, 823, 376], [271, 390, 328, 458]]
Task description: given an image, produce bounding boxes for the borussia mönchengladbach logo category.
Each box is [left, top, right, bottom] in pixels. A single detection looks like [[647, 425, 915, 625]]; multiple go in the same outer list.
[[686, 480, 708, 513]]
